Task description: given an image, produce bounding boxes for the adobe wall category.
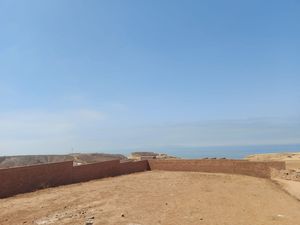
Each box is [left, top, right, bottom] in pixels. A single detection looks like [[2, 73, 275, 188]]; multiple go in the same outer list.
[[263, 161, 286, 170], [0, 161, 73, 198], [0, 158, 285, 198], [71, 160, 120, 183], [0, 159, 151, 198], [148, 159, 286, 178], [119, 160, 149, 175]]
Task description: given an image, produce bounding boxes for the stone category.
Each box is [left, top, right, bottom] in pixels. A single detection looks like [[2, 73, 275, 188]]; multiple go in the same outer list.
[[85, 220, 93, 225]]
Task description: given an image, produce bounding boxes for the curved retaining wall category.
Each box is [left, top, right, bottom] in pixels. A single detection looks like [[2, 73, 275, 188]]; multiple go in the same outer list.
[[0, 159, 285, 198], [148, 159, 285, 178]]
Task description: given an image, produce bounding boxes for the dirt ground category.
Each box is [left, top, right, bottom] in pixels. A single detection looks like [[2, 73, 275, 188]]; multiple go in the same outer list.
[[274, 178, 300, 200], [1, 171, 300, 225]]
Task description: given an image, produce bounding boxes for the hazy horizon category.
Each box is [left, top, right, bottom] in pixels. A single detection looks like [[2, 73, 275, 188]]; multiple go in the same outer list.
[[1, 144, 300, 160]]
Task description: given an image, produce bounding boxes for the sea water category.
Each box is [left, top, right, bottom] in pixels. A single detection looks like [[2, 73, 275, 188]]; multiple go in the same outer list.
[[130, 144, 300, 159]]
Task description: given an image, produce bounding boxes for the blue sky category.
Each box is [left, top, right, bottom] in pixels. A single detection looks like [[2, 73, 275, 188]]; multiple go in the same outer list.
[[0, 0, 300, 155]]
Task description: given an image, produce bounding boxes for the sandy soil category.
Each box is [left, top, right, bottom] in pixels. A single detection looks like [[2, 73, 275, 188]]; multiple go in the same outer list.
[[274, 178, 300, 200], [245, 152, 300, 170], [1, 171, 300, 225]]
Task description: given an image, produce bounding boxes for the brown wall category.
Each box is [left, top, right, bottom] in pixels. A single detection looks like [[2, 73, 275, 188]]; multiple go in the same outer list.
[[71, 160, 120, 183], [119, 160, 149, 175], [0, 159, 285, 199], [148, 159, 286, 178], [0, 159, 150, 198], [0, 161, 73, 198]]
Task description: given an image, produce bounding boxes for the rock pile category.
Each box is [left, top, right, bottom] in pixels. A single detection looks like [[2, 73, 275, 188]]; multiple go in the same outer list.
[[277, 169, 300, 182]]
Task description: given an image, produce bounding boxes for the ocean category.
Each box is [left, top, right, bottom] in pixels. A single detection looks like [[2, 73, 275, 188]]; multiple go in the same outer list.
[[134, 144, 300, 159]]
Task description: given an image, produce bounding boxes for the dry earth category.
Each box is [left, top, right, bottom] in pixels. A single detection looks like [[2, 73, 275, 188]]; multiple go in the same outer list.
[[245, 152, 300, 200], [274, 178, 300, 200], [1, 171, 300, 225]]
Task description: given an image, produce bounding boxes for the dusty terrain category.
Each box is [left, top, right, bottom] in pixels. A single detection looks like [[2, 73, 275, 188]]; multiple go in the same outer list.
[[0, 153, 126, 168], [245, 152, 300, 199], [1, 171, 300, 225], [274, 178, 300, 200], [245, 152, 300, 170]]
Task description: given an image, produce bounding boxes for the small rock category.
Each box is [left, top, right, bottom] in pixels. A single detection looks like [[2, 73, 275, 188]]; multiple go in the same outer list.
[[121, 213, 125, 217], [85, 220, 94, 225]]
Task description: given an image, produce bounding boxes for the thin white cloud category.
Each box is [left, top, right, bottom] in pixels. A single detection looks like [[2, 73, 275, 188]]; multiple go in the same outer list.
[[80, 117, 300, 149], [0, 113, 299, 156]]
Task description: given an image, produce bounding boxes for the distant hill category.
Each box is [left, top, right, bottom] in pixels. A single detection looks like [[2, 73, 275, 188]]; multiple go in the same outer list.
[[0, 153, 127, 168], [128, 151, 177, 160], [245, 152, 300, 170]]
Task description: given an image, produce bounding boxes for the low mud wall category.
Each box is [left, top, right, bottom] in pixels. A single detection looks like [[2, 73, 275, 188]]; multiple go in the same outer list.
[[148, 159, 285, 178], [0, 160, 149, 198], [72, 160, 120, 183], [0, 159, 285, 198], [119, 160, 150, 175], [0, 161, 73, 198]]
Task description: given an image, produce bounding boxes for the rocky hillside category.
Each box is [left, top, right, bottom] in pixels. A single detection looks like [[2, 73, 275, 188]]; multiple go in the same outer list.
[[128, 151, 177, 160], [0, 153, 127, 168]]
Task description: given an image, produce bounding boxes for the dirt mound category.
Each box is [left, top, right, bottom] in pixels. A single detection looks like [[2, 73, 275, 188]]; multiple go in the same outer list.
[[275, 169, 300, 182]]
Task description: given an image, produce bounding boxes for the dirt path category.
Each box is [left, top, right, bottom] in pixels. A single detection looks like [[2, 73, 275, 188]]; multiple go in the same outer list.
[[1, 171, 300, 225]]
